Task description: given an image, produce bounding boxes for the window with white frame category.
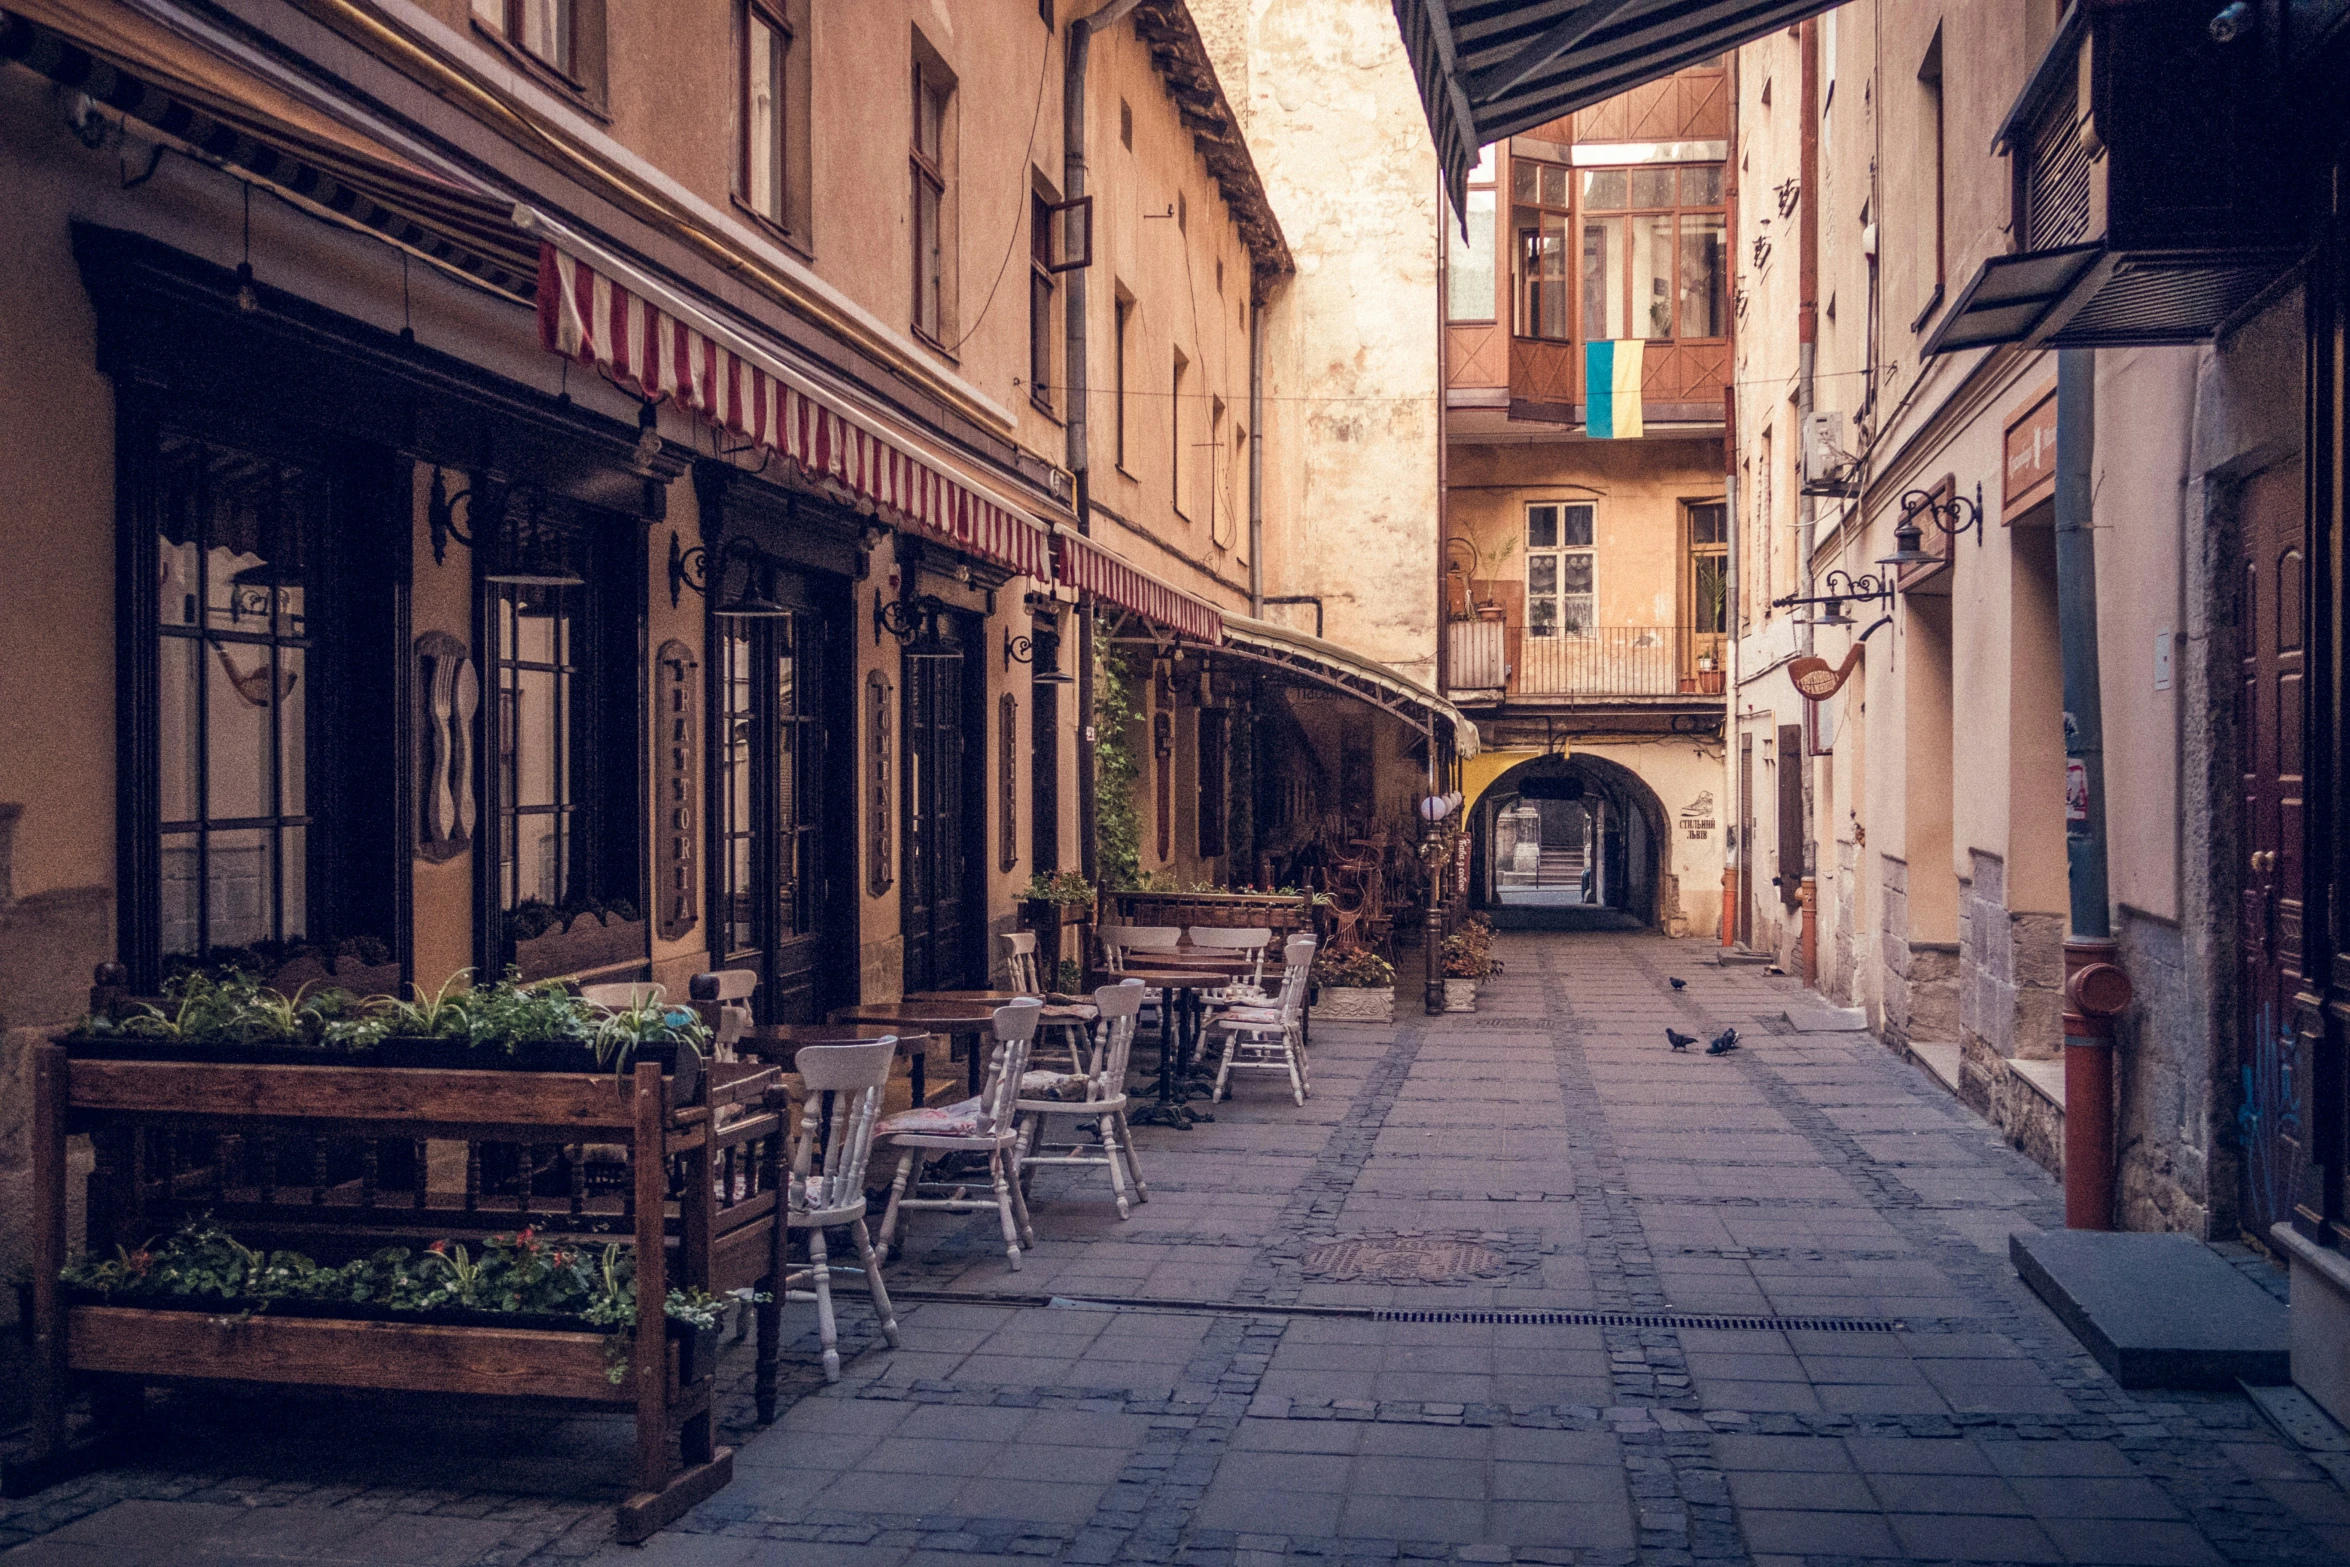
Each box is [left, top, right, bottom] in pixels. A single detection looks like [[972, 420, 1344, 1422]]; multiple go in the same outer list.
[[1525, 502, 1595, 639]]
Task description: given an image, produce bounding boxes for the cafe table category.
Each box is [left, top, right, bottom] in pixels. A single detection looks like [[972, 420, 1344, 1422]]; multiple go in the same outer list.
[[825, 999, 1015, 1098], [1093, 958, 1257, 1129]]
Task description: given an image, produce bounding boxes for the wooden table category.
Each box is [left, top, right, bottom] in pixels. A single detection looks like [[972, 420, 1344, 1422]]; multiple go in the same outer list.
[[826, 1001, 1009, 1097], [741, 1023, 938, 1106]]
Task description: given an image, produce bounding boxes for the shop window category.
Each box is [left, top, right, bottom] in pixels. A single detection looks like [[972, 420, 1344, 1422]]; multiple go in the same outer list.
[[1578, 163, 1726, 341], [1450, 146, 1497, 322], [1526, 502, 1596, 639], [129, 422, 399, 991], [491, 582, 581, 911], [1512, 150, 1571, 339]]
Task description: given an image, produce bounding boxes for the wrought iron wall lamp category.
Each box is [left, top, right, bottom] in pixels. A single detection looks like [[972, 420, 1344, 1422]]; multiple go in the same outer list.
[[1878, 483, 1984, 568], [1005, 627, 1075, 684], [1768, 568, 1894, 626], [428, 470, 583, 586], [668, 531, 792, 616], [874, 587, 956, 654]]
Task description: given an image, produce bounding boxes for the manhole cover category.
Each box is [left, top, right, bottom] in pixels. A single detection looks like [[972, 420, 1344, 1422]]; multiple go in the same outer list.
[[1302, 1237, 1506, 1282]]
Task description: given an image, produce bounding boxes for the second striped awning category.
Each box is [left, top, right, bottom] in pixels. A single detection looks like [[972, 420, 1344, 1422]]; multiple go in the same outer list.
[[536, 242, 1054, 582], [1052, 531, 1223, 644]]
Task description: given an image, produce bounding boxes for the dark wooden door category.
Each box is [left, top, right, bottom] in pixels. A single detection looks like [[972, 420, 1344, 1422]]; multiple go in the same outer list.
[[712, 601, 836, 1023], [902, 617, 983, 993], [2239, 460, 2310, 1237], [1739, 735, 1756, 945], [1777, 724, 1804, 911]]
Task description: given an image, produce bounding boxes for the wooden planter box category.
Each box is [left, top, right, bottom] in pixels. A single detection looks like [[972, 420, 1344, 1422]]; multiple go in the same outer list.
[[1019, 897, 1094, 984], [9, 1050, 781, 1542], [509, 913, 651, 984], [1104, 889, 1314, 938]]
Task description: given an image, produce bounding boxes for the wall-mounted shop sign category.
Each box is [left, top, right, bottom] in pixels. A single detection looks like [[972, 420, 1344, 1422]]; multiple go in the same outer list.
[[2004, 383, 2059, 517], [1680, 790, 1716, 841]]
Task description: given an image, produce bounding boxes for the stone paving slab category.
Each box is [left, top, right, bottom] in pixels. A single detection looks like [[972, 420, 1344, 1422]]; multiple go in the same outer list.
[[8, 932, 2350, 1564]]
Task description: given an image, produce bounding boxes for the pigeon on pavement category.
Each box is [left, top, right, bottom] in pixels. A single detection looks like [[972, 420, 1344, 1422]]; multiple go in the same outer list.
[[1665, 1027, 1698, 1051], [1668, 977, 1687, 990], [1707, 1027, 1741, 1055]]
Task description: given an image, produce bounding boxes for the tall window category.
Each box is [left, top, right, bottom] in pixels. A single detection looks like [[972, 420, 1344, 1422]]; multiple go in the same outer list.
[[1512, 151, 1571, 339], [1688, 501, 1729, 657], [713, 613, 819, 964], [1029, 192, 1055, 411], [153, 434, 319, 966], [1209, 397, 1230, 546], [911, 59, 952, 342], [1171, 350, 1190, 516], [474, 0, 575, 78], [1448, 146, 1497, 322], [1526, 502, 1596, 640], [1920, 29, 1945, 313], [1114, 293, 1133, 469], [742, 2, 789, 227], [1578, 164, 1726, 341], [493, 583, 580, 911]]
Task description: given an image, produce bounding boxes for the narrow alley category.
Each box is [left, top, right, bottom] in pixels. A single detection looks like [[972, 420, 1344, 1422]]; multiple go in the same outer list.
[[8, 934, 2346, 1566]]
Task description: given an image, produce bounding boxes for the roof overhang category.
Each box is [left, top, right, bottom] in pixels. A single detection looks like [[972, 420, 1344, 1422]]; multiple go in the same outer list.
[[1394, 0, 1846, 212], [1923, 242, 2302, 356], [1216, 615, 1479, 760]]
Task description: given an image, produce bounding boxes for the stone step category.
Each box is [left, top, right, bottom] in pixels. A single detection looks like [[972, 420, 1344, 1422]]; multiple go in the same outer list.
[[2012, 1228, 2291, 1389]]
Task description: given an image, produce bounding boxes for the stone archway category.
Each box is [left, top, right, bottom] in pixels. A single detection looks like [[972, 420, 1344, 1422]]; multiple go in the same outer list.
[[1470, 752, 1672, 930]]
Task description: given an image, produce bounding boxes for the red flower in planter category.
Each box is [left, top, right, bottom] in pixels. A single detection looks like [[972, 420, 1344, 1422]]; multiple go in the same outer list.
[[427, 1239, 447, 1256]]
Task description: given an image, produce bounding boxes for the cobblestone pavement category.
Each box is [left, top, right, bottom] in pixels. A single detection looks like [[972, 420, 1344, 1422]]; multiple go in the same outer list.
[[9, 931, 2350, 1565]]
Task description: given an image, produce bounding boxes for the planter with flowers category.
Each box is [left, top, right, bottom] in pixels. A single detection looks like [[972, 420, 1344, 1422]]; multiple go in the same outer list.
[[1440, 915, 1498, 1012], [1311, 949, 1397, 1024]]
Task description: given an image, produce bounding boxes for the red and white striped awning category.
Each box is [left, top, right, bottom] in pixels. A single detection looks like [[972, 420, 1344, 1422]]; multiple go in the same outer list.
[[1052, 531, 1224, 643], [536, 243, 1054, 582]]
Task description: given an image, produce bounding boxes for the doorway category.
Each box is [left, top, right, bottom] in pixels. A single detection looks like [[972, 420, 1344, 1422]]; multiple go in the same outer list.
[[711, 578, 853, 1024], [901, 610, 987, 993], [1474, 753, 1665, 929], [2237, 459, 2308, 1238]]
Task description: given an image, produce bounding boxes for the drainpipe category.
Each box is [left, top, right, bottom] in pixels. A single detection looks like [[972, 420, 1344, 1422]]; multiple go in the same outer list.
[[2055, 347, 2132, 1229], [1249, 296, 1265, 617], [1795, 17, 1821, 983], [1723, 382, 1741, 947], [1066, 0, 1143, 886]]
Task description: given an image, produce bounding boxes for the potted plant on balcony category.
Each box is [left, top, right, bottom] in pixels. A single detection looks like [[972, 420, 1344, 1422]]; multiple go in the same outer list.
[[1696, 650, 1724, 694], [1470, 530, 1517, 622], [1310, 947, 1396, 1024]]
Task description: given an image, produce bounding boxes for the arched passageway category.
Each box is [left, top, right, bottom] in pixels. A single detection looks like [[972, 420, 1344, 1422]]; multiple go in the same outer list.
[[1469, 752, 1671, 930]]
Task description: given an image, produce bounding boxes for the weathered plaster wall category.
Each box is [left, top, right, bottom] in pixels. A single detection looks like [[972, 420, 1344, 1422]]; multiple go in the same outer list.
[[1195, 0, 1440, 684]]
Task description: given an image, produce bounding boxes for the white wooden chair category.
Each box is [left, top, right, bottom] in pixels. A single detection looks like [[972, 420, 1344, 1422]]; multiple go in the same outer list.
[[1100, 925, 1182, 1034], [1003, 931, 1095, 1071], [1188, 925, 1275, 996], [1015, 980, 1149, 1217], [1208, 937, 1316, 1106], [782, 1038, 902, 1381], [687, 968, 759, 1061], [875, 1000, 1043, 1270]]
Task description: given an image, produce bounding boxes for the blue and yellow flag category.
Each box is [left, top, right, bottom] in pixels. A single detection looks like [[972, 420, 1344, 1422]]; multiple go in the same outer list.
[[1584, 339, 1645, 439]]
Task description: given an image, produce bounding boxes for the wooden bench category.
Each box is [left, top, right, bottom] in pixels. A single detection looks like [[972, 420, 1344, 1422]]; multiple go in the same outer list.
[[6, 1047, 787, 1543]]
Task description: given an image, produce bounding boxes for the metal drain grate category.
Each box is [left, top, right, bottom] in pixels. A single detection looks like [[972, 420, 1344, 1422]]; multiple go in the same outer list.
[[885, 1289, 1901, 1334], [1373, 1309, 1901, 1332]]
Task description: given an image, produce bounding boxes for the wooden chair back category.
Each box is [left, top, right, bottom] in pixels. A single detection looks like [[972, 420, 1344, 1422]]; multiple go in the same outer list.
[[975, 1001, 1041, 1134], [1276, 937, 1318, 1020], [790, 1038, 895, 1209], [1002, 930, 1042, 993], [1099, 925, 1182, 972], [687, 970, 759, 1059], [581, 981, 665, 1010], [1188, 925, 1273, 985], [1090, 980, 1146, 1097]]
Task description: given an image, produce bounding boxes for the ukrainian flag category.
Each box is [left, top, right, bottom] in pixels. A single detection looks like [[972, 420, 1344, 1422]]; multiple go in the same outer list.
[[1584, 339, 1645, 439]]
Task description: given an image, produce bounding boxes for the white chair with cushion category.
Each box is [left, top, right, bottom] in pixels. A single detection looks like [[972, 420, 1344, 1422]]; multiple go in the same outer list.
[[782, 1038, 902, 1380], [1208, 937, 1316, 1106], [875, 1000, 1043, 1270], [1188, 926, 1274, 991], [1003, 930, 1096, 1071], [1015, 980, 1148, 1217], [1100, 925, 1182, 1035]]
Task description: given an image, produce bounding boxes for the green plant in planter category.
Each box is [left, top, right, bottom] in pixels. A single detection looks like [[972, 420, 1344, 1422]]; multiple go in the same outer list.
[[588, 999, 712, 1075], [79, 971, 359, 1050], [1312, 949, 1396, 989], [1022, 869, 1096, 906], [460, 974, 594, 1054]]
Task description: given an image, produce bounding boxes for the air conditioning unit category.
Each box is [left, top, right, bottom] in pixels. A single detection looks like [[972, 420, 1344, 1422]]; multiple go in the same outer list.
[[1925, 0, 2305, 356], [1799, 411, 1860, 498]]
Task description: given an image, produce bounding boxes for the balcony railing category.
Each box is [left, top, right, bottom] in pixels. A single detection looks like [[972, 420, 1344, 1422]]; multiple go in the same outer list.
[[1447, 622, 1725, 699]]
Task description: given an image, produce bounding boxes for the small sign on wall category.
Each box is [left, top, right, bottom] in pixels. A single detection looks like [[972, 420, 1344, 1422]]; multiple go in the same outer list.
[[2004, 383, 2059, 517]]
